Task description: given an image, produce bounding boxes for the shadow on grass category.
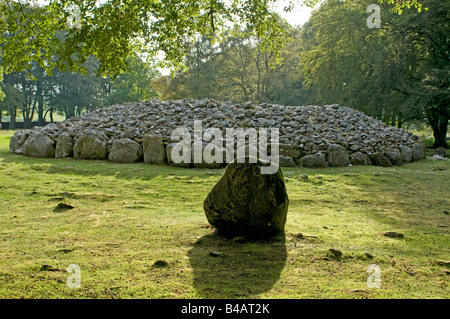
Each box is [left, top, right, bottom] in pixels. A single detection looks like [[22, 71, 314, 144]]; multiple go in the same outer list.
[[187, 232, 287, 298], [0, 150, 224, 181]]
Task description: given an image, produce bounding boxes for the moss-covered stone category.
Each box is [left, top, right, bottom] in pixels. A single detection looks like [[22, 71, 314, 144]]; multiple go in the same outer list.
[[21, 133, 55, 158], [370, 152, 392, 167], [203, 157, 289, 239], [73, 131, 108, 160]]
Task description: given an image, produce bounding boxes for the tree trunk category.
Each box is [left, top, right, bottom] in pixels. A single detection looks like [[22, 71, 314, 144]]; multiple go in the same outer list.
[[37, 91, 45, 126], [9, 107, 16, 130], [428, 111, 449, 148], [23, 95, 36, 129], [23, 103, 36, 129], [65, 106, 75, 120], [432, 120, 448, 148], [24, 118, 32, 129]]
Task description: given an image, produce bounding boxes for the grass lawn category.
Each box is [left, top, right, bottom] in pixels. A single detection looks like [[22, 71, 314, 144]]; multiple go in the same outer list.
[[0, 130, 449, 299]]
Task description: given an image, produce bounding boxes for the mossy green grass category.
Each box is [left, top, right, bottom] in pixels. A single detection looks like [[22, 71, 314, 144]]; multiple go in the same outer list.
[[0, 130, 448, 298]]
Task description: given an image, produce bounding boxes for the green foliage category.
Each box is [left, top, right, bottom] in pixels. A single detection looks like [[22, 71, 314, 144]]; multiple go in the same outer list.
[[49, 60, 107, 119], [379, 0, 428, 14], [0, 0, 424, 78], [0, 54, 160, 123], [300, 0, 449, 145], [1, 64, 48, 126], [0, 0, 314, 77], [1, 0, 439, 136], [159, 26, 309, 104], [0, 82, 24, 108], [0, 67, 4, 101], [0, 82, 24, 125], [105, 54, 160, 105]]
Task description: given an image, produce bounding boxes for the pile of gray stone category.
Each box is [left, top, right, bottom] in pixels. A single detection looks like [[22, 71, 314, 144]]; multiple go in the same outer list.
[[9, 98, 426, 168]]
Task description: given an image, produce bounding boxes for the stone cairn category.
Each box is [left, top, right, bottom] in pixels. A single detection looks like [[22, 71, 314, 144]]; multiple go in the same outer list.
[[9, 98, 426, 168]]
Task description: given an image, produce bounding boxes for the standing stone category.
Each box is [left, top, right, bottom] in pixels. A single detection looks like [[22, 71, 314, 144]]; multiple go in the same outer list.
[[166, 143, 190, 167], [279, 155, 296, 167], [349, 152, 371, 166], [9, 130, 30, 154], [143, 135, 166, 164], [399, 145, 413, 163], [327, 144, 350, 167], [203, 157, 289, 238], [279, 144, 301, 159], [55, 133, 73, 158], [108, 138, 143, 163], [73, 131, 108, 160], [191, 142, 224, 169], [21, 133, 55, 158], [412, 142, 425, 161], [299, 154, 329, 168], [370, 152, 392, 167], [386, 148, 404, 166]]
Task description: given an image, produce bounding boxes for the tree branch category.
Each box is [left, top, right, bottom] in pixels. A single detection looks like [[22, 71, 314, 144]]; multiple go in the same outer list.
[[430, 107, 450, 120]]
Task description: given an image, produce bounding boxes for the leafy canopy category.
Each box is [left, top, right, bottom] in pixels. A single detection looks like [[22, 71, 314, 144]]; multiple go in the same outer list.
[[0, 0, 425, 77]]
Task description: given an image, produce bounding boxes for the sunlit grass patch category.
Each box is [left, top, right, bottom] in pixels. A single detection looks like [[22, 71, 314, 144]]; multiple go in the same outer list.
[[0, 130, 449, 299]]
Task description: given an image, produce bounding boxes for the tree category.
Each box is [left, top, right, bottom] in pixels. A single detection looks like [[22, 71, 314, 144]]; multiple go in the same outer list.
[[404, 0, 450, 147], [0, 52, 162, 125], [216, 25, 302, 103], [160, 23, 305, 104], [0, 82, 24, 128], [0, 0, 425, 78], [301, 0, 449, 147], [49, 68, 104, 120], [1, 64, 49, 128], [104, 54, 161, 105]]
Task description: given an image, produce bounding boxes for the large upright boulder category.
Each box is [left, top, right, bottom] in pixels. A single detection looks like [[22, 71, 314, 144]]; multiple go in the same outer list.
[[349, 152, 371, 166], [370, 152, 392, 167], [327, 144, 350, 167], [279, 155, 296, 167], [143, 135, 166, 165], [9, 130, 31, 154], [299, 154, 329, 168], [73, 131, 108, 160], [166, 143, 190, 167], [108, 138, 143, 163], [21, 133, 55, 158], [399, 145, 413, 163], [386, 148, 404, 166], [203, 157, 289, 238], [55, 133, 73, 158], [412, 142, 425, 161]]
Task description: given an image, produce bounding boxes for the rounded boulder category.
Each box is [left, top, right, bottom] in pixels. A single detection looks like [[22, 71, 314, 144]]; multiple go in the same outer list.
[[21, 133, 55, 158], [203, 157, 289, 238], [73, 131, 108, 160], [55, 133, 73, 158], [108, 138, 143, 163]]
